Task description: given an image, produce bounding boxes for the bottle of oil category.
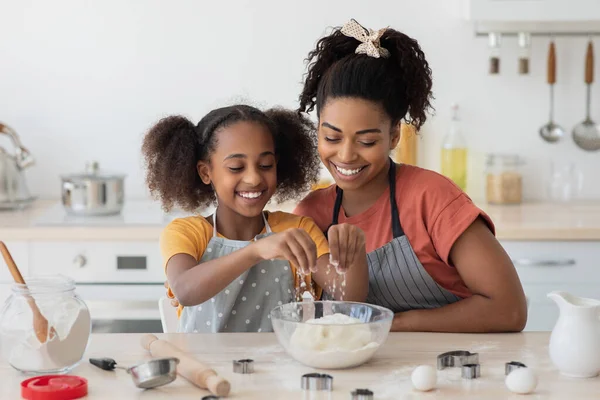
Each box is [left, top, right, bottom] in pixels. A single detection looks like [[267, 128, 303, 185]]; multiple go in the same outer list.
[[393, 122, 418, 166], [440, 103, 467, 191]]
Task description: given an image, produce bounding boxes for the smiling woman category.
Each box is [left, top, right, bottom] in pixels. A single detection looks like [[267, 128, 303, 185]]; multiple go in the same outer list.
[[141, 104, 369, 333], [294, 19, 528, 334]]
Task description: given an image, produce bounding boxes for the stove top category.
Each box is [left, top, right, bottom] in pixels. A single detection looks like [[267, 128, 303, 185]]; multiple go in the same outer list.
[[33, 201, 206, 227]]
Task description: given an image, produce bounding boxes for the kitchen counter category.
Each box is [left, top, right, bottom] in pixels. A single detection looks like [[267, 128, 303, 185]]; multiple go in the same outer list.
[[1, 199, 600, 241], [1, 332, 598, 399]]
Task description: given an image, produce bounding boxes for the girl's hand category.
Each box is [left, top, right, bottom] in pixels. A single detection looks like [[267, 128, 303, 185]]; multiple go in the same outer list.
[[252, 228, 318, 275], [327, 223, 366, 272], [164, 281, 180, 307]]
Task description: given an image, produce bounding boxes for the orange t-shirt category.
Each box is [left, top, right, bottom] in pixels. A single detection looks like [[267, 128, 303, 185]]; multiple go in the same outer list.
[[293, 165, 495, 299]]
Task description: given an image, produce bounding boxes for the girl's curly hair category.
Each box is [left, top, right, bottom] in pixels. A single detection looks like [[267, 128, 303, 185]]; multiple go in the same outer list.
[[142, 105, 319, 212]]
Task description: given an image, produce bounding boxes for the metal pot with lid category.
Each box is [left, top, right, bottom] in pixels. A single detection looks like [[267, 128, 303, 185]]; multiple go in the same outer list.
[[61, 161, 125, 216]]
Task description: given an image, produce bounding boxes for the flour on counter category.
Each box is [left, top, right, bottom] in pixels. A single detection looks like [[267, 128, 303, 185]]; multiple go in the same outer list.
[[288, 313, 380, 369]]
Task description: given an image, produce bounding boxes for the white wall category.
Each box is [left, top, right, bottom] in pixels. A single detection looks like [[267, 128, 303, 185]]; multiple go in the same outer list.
[[1, 0, 598, 202]]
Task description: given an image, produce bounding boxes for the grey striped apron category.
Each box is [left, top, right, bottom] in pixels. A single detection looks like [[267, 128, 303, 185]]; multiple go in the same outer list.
[[325, 161, 462, 312], [178, 212, 295, 333]]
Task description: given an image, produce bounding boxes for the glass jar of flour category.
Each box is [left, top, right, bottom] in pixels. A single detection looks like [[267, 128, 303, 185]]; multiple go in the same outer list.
[[0, 275, 91, 374]]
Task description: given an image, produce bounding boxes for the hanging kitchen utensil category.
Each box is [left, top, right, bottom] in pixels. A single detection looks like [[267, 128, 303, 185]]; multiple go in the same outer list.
[[89, 357, 179, 389], [518, 32, 531, 75], [573, 40, 600, 151], [540, 40, 565, 143], [0, 123, 35, 209], [0, 241, 56, 344], [488, 33, 501, 74]]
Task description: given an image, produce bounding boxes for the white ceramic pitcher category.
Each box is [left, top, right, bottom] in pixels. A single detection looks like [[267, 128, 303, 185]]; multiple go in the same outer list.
[[548, 291, 600, 378]]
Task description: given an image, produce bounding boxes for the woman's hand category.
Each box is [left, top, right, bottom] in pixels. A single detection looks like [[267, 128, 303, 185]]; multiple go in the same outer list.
[[326, 223, 366, 272]]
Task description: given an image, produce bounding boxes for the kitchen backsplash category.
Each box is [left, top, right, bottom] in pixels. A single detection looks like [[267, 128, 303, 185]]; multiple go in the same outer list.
[[1, 0, 599, 202]]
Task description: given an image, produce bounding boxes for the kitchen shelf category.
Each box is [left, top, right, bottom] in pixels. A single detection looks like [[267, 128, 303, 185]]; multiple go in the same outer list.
[[472, 21, 600, 38]]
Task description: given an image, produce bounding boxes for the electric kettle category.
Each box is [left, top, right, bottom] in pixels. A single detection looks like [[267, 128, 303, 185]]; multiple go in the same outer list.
[[0, 123, 34, 208]]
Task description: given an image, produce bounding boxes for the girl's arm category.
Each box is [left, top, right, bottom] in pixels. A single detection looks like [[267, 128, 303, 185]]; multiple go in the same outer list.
[[391, 217, 528, 333], [311, 223, 369, 302], [168, 229, 319, 306], [166, 246, 262, 306]]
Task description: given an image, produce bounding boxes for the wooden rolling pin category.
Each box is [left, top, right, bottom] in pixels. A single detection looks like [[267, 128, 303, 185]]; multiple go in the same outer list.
[[141, 334, 231, 397]]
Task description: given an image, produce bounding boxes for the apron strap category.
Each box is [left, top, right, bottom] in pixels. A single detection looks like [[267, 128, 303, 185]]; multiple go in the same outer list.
[[327, 158, 404, 239], [212, 211, 271, 238], [262, 212, 272, 234], [213, 211, 218, 238], [388, 161, 404, 238]]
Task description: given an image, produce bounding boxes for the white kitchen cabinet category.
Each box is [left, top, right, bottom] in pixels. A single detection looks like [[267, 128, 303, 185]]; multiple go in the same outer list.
[[500, 240, 600, 331], [27, 240, 166, 332], [28, 241, 164, 283], [467, 0, 600, 22]]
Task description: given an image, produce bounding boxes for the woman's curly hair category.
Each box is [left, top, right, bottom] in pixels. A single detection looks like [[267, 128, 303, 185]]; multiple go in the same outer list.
[[142, 105, 319, 212], [298, 22, 434, 129]]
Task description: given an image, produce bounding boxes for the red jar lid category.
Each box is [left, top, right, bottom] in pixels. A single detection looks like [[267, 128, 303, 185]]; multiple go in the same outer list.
[[21, 375, 88, 400]]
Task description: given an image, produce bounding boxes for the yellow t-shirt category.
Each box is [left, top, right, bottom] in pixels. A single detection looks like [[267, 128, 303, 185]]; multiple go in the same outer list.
[[160, 211, 330, 317]]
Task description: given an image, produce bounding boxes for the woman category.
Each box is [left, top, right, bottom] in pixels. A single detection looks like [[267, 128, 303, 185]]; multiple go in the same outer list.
[[292, 19, 527, 333]]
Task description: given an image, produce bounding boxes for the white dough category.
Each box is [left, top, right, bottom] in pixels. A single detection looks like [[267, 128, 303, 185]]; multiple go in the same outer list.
[[290, 313, 372, 352], [505, 368, 538, 394], [287, 313, 380, 369], [411, 365, 437, 392]]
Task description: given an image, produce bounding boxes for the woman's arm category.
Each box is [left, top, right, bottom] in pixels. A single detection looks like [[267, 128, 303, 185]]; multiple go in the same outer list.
[[311, 223, 369, 302], [391, 217, 527, 333]]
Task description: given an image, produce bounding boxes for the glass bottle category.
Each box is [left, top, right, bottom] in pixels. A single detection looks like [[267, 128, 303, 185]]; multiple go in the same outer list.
[[440, 103, 468, 191]]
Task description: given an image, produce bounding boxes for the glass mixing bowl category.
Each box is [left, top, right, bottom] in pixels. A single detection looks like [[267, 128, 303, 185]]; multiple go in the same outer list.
[[270, 301, 393, 369]]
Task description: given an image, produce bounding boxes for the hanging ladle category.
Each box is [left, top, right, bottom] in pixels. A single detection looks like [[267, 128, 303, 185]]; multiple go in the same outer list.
[[540, 40, 565, 143], [573, 40, 600, 151]]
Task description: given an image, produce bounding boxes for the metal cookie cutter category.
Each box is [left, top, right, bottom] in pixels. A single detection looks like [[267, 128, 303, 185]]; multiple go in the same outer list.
[[351, 388, 374, 400], [437, 350, 479, 370], [202, 397, 220, 400], [505, 361, 527, 375], [461, 363, 481, 379], [233, 359, 254, 374], [301, 373, 333, 391]]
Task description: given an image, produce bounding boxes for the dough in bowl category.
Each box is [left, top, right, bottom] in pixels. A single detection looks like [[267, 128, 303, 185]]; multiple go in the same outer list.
[[290, 313, 372, 351]]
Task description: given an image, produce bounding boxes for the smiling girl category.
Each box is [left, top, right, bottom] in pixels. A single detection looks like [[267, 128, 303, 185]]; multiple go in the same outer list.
[[143, 104, 368, 333]]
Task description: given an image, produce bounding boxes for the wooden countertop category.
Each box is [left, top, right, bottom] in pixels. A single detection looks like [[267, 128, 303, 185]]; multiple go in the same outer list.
[[2, 199, 600, 241], [1, 332, 598, 399]]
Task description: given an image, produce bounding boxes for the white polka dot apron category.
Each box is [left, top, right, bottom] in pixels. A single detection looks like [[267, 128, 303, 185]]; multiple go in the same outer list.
[[178, 212, 295, 333]]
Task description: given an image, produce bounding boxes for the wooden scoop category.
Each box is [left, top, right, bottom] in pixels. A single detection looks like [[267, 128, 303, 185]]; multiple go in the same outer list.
[[141, 334, 231, 397], [0, 241, 56, 343]]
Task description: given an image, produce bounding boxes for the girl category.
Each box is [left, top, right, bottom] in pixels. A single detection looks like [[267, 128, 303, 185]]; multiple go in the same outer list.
[[142, 104, 368, 333], [294, 19, 527, 333]]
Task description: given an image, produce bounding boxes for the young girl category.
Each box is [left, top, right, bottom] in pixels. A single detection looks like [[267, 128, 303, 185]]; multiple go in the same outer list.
[[294, 19, 527, 333], [142, 104, 368, 333]]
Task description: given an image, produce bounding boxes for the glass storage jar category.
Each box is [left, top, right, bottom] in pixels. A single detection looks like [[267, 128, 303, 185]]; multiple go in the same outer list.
[[485, 154, 524, 205], [0, 275, 91, 374]]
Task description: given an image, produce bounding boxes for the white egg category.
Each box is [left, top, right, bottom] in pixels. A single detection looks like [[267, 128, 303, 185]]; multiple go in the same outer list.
[[411, 365, 437, 392], [505, 368, 538, 394]]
